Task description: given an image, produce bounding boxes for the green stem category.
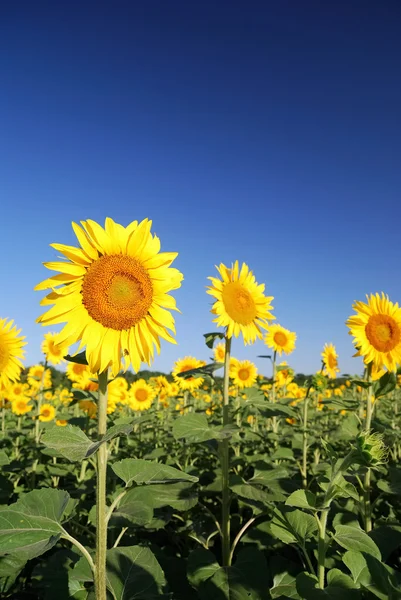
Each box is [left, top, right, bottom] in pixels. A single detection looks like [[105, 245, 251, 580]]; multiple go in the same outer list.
[[221, 334, 232, 567], [317, 509, 329, 588], [302, 397, 309, 488], [363, 367, 373, 533], [62, 531, 96, 576], [95, 370, 109, 600]]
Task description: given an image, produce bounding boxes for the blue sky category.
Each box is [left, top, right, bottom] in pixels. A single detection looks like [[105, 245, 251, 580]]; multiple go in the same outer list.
[[1, 1, 401, 377]]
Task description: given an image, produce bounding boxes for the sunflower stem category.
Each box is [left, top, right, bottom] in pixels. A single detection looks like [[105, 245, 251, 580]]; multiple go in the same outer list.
[[363, 365, 373, 532], [220, 334, 232, 567], [301, 396, 309, 489], [95, 370, 108, 600]]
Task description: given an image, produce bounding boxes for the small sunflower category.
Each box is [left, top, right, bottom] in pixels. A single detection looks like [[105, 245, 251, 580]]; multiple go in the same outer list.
[[347, 293, 401, 371], [173, 356, 205, 391], [264, 324, 296, 356], [321, 343, 340, 379], [7, 382, 30, 402], [41, 332, 69, 366], [79, 400, 97, 418], [213, 342, 226, 363], [66, 362, 91, 383], [230, 359, 258, 389], [207, 261, 274, 344], [11, 398, 33, 415], [56, 419, 68, 426], [35, 217, 183, 376], [130, 379, 156, 411], [39, 403, 56, 422], [0, 318, 26, 386]]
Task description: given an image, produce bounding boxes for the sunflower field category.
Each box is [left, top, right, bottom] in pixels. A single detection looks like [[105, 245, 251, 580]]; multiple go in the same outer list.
[[1, 218, 401, 600]]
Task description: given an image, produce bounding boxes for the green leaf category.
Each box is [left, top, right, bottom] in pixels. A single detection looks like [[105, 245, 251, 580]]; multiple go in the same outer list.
[[334, 525, 381, 559], [111, 458, 198, 487], [0, 451, 9, 467], [203, 332, 225, 349], [343, 551, 369, 584], [176, 362, 224, 380], [122, 483, 198, 512], [172, 413, 218, 443], [270, 570, 299, 599], [197, 547, 270, 600], [42, 423, 133, 462], [64, 351, 88, 365], [106, 546, 166, 599], [370, 525, 401, 561], [327, 569, 357, 589], [373, 371, 396, 399], [270, 508, 318, 545], [111, 501, 153, 527], [286, 490, 317, 510], [271, 447, 295, 460], [187, 548, 220, 589]]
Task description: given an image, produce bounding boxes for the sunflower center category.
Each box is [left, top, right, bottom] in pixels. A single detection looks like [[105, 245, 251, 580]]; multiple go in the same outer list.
[[82, 255, 153, 330], [327, 354, 337, 369], [222, 282, 257, 325], [238, 368, 250, 381], [135, 388, 148, 402], [365, 314, 401, 352], [17, 401, 26, 410], [0, 340, 10, 372], [41, 409, 50, 418], [49, 341, 61, 356], [274, 331, 288, 347], [73, 363, 87, 375]]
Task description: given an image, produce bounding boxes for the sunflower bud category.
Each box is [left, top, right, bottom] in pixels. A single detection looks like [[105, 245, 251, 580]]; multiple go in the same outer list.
[[355, 431, 387, 468]]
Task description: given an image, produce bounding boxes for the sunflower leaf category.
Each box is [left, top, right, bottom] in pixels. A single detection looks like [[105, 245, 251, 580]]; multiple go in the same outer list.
[[106, 546, 166, 599], [64, 351, 88, 365], [176, 362, 223, 380], [373, 371, 397, 399], [203, 332, 225, 349], [111, 458, 198, 487], [172, 413, 219, 443], [41, 423, 133, 462]]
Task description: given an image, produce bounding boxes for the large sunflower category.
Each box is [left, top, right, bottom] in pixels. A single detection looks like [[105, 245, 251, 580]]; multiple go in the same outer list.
[[230, 359, 258, 389], [207, 261, 274, 344], [41, 332, 69, 366], [264, 324, 296, 356], [0, 318, 26, 386], [129, 379, 156, 411], [35, 218, 183, 376], [321, 343, 340, 379], [173, 356, 205, 391], [347, 293, 401, 371]]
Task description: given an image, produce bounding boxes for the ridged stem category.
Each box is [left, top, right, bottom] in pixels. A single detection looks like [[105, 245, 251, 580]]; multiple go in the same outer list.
[[95, 370, 108, 600], [221, 334, 232, 566]]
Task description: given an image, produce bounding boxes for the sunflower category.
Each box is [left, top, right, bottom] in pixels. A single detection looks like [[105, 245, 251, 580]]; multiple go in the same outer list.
[[321, 343, 340, 379], [79, 400, 97, 418], [0, 318, 26, 386], [66, 362, 92, 383], [207, 261, 274, 344], [347, 293, 401, 372], [167, 382, 180, 397], [150, 375, 170, 393], [35, 217, 183, 376], [11, 398, 33, 415], [230, 359, 258, 389], [56, 419, 68, 426], [213, 342, 226, 363], [129, 379, 156, 411], [41, 332, 69, 366], [39, 403, 56, 422], [264, 324, 296, 356], [27, 365, 52, 390], [7, 382, 30, 402], [72, 370, 99, 392], [173, 356, 205, 391]]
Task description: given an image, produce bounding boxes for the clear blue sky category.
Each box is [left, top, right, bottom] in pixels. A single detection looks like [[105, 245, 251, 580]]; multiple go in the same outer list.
[[1, 1, 401, 377]]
